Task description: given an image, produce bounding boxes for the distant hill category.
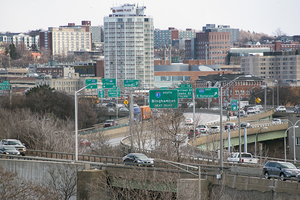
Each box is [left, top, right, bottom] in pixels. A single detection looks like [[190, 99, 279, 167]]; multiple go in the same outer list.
[[239, 30, 275, 44]]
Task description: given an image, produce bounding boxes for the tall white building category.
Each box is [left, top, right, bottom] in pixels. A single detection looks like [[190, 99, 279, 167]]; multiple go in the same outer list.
[[104, 4, 154, 88]]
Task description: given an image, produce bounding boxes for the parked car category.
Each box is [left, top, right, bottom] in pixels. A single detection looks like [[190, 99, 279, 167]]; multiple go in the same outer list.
[[80, 139, 91, 147], [275, 106, 286, 112], [103, 119, 118, 127], [184, 118, 194, 125], [188, 129, 200, 139], [227, 152, 259, 164], [225, 122, 237, 130], [0, 146, 20, 155], [196, 125, 208, 133], [263, 161, 300, 181], [209, 126, 220, 133], [240, 122, 252, 128], [123, 153, 154, 167], [272, 118, 282, 125], [246, 107, 256, 114], [0, 139, 26, 156]]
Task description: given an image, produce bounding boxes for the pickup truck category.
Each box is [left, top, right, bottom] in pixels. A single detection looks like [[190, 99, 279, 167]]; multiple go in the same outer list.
[[227, 152, 259, 164], [0, 139, 26, 156]]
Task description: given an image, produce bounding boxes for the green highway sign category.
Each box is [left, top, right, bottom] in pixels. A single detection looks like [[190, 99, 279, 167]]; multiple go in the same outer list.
[[176, 87, 193, 99], [124, 79, 139, 87], [102, 78, 116, 88], [108, 87, 120, 97], [160, 87, 168, 89], [231, 99, 238, 111], [180, 84, 191, 88], [149, 89, 178, 109], [85, 79, 98, 89], [0, 81, 9, 90], [98, 89, 105, 98], [196, 88, 219, 98]]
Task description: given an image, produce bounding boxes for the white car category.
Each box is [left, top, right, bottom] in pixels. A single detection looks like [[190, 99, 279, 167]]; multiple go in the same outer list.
[[272, 118, 282, 125], [246, 107, 256, 114], [275, 106, 286, 112], [185, 118, 194, 125], [209, 126, 220, 133], [196, 125, 208, 133], [119, 107, 129, 112]]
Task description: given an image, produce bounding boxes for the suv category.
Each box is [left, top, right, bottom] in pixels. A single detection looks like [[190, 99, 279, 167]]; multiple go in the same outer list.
[[196, 125, 208, 133], [263, 161, 300, 181], [0, 139, 26, 156], [103, 119, 118, 127]]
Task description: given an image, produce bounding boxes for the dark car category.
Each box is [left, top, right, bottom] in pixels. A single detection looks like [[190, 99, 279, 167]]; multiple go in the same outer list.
[[106, 102, 116, 107], [0, 139, 26, 156], [123, 153, 154, 167], [188, 129, 200, 139], [263, 161, 300, 181], [103, 119, 118, 127], [0, 146, 20, 155]]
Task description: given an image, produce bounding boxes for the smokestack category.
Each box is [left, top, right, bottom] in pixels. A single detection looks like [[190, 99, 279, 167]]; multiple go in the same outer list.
[[164, 45, 166, 65], [205, 44, 207, 65], [169, 46, 171, 65]]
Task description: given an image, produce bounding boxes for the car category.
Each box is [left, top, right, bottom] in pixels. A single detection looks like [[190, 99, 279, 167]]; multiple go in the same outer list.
[[0, 146, 20, 155], [188, 129, 200, 139], [106, 102, 116, 107], [123, 153, 154, 167], [256, 105, 263, 110], [119, 107, 129, 112], [80, 139, 91, 147], [0, 139, 26, 156], [237, 110, 246, 117], [103, 119, 118, 127], [209, 126, 220, 133], [275, 106, 286, 112], [243, 105, 252, 112], [294, 106, 299, 113], [272, 118, 282, 125], [196, 125, 208, 133], [107, 108, 115, 112], [246, 107, 256, 114], [184, 118, 194, 125], [263, 161, 300, 181], [240, 122, 252, 128], [253, 105, 260, 113], [225, 122, 237, 130]]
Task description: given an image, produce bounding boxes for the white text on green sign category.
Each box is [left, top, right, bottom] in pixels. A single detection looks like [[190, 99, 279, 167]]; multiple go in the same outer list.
[[98, 89, 105, 98], [176, 88, 193, 99], [102, 78, 116, 88], [196, 88, 219, 98], [149, 89, 178, 109], [85, 79, 98, 89], [124, 79, 139, 87]]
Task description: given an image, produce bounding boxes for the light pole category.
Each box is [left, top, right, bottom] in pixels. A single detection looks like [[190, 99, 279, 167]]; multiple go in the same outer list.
[[255, 127, 268, 158], [75, 82, 101, 162], [274, 80, 279, 107]]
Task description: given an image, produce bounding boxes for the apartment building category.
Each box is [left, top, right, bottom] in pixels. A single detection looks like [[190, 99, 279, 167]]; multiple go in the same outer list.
[[104, 4, 154, 88], [39, 26, 92, 57], [154, 27, 195, 48], [241, 51, 300, 85], [0, 33, 39, 49], [202, 24, 239, 46]]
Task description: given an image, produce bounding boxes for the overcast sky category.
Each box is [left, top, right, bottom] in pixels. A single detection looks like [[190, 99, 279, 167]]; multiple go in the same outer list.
[[1, 0, 299, 36]]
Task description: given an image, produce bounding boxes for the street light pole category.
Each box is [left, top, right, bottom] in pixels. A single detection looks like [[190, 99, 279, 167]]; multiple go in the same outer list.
[[255, 127, 268, 158], [75, 82, 101, 162], [219, 87, 223, 171]]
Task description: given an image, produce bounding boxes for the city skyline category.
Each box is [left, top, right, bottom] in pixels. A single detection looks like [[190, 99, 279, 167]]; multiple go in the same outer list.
[[1, 0, 300, 36]]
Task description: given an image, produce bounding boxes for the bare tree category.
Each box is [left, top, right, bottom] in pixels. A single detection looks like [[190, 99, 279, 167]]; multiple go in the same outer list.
[[46, 164, 79, 200], [273, 28, 286, 37], [0, 166, 58, 200]]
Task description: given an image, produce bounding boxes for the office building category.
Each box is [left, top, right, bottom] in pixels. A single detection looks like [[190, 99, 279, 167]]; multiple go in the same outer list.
[[241, 51, 300, 86], [104, 4, 154, 88], [202, 24, 239, 46]]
